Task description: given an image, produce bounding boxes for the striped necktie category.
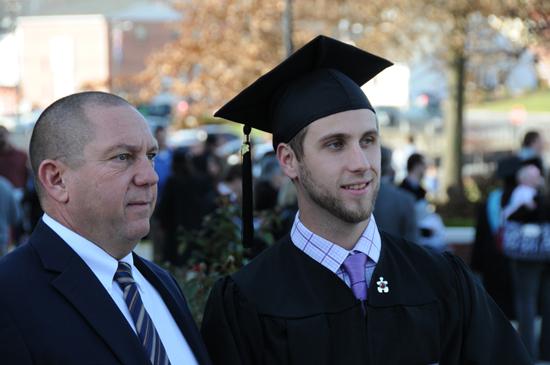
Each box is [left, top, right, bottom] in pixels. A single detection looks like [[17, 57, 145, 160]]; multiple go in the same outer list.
[[114, 262, 171, 365]]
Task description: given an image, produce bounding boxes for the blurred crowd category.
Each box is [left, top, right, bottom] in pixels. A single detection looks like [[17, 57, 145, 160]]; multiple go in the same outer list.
[[471, 130, 550, 361]]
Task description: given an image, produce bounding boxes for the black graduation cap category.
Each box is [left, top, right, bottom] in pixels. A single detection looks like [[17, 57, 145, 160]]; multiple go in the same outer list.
[[214, 35, 393, 248]]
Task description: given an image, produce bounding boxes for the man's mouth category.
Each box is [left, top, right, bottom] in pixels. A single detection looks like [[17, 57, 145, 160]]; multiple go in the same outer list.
[[341, 181, 370, 190], [128, 201, 151, 206]]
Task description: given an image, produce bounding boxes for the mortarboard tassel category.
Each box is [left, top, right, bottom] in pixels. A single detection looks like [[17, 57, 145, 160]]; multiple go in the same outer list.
[[241, 125, 254, 248]]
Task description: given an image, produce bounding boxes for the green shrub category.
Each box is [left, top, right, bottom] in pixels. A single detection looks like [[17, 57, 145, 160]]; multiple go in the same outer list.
[[166, 200, 286, 324]]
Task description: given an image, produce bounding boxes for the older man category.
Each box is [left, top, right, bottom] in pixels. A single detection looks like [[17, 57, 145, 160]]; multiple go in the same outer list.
[[0, 92, 211, 365]]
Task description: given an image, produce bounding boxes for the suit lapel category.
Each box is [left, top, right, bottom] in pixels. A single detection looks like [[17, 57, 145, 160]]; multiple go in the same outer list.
[[31, 221, 150, 365], [134, 255, 211, 365]]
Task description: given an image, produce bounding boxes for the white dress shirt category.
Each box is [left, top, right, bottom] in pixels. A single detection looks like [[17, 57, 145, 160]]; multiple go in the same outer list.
[[42, 214, 198, 365]]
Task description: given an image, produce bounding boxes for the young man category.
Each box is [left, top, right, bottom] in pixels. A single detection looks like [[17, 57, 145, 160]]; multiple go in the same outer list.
[[201, 36, 530, 364], [0, 92, 211, 365]]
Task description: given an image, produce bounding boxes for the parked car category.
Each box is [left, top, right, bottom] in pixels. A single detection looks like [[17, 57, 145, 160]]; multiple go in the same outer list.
[[167, 124, 240, 148]]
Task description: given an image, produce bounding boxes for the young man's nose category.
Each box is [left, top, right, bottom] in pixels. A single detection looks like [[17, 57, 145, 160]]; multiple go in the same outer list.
[[346, 145, 371, 173]]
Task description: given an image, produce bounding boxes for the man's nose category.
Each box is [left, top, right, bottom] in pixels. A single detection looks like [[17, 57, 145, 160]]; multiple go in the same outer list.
[[346, 145, 371, 173], [134, 157, 159, 186]]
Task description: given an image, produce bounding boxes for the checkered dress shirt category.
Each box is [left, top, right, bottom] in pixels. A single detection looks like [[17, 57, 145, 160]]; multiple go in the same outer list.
[[291, 213, 381, 290]]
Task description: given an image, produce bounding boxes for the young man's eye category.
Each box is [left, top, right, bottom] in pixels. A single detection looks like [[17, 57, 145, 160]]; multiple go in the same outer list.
[[327, 141, 343, 149], [361, 136, 377, 147]]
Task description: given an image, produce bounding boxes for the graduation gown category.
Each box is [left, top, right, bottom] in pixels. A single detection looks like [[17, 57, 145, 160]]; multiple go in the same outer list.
[[201, 232, 531, 365]]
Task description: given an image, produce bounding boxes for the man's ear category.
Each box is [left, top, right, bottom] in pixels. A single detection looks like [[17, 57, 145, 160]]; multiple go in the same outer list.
[[37, 159, 70, 203], [276, 143, 299, 180]]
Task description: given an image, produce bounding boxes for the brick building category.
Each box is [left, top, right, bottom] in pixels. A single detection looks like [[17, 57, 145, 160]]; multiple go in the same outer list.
[[13, 0, 180, 110]]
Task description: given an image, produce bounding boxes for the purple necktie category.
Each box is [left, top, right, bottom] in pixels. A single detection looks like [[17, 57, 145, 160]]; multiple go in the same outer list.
[[342, 252, 368, 301]]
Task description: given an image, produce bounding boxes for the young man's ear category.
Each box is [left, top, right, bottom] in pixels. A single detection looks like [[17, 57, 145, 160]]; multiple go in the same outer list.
[[276, 143, 299, 180], [37, 159, 70, 203]]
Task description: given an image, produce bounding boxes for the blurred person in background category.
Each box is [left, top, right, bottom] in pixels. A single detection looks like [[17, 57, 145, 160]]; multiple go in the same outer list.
[[503, 164, 544, 221], [273, 176, 299, 241], [373, 146, 418, 241], [216, 164, 242, 206], [471, 157, 519, 319], [399, 152, 427, 201], [503, 162, 550, 362], [153, 126, 174, 200], [0, 125, 30, 245], [190, 145, 227, 216], [400, 152, 446, 252], [157, 148, 206, 265], [0, 176, 20, 256], [254, 152, 286, 212], [498, 130, 545, 211], [20, 176, 43, 240], [0, 125, 29, 197], [423, 162, 440, 197], [414, 199, 447, 252], [191, 133, 222, 179], [150, 125, 174, 261], [518, 130, 544, 172], [253, 151, 295, 242]]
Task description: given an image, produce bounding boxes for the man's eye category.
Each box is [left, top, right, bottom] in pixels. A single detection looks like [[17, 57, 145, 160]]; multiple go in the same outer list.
[[327, 141, 343, 149], [115, 154, 131, 161], [147, 153, 157, 161], [361, 136, 376, 147]]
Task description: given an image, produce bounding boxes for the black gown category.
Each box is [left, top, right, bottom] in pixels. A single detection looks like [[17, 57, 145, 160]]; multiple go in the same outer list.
[[201, 232, 531, 365]]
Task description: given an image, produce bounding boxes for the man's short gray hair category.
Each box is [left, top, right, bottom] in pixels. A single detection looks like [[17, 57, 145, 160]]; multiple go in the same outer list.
[[30, 91, 131, 197]]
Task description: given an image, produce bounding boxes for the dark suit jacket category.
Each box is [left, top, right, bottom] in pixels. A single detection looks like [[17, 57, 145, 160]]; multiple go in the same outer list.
[[0, 220, 212, 365]]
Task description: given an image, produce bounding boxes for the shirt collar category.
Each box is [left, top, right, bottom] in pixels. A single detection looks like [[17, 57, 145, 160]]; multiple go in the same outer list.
[[42, 213, 134, 293], [290, 212, 381, 274]]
